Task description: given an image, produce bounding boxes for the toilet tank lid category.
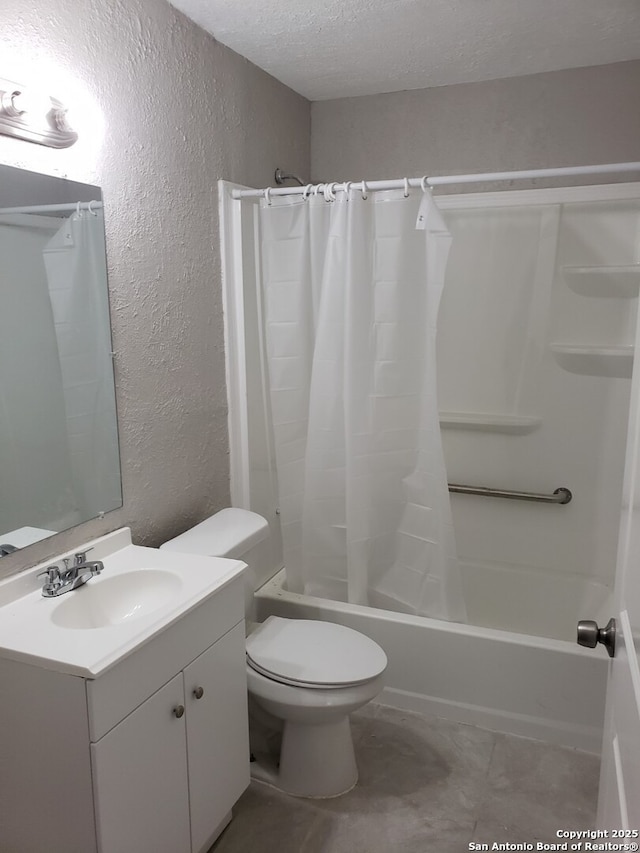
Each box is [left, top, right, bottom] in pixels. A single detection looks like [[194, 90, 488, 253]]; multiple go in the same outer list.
[[160, 508, 269, 558]]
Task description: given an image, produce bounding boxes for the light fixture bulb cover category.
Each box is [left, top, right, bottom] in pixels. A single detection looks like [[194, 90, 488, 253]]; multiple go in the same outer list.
[[0, 77, 78, 148]]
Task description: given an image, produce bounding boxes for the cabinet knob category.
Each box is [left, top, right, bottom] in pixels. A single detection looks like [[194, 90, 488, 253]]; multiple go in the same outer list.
[[173, 704, 185, 718], [193, 686, 204, 700]]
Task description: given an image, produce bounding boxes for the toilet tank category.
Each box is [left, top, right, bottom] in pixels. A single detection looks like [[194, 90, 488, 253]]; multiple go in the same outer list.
[[160, 508, 271, 621]]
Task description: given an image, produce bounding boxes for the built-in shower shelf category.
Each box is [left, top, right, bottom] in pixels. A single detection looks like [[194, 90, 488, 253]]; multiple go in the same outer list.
[[562, 264, 640, 298], [439, 412, 541, 434], [550, 344, 634, 378]]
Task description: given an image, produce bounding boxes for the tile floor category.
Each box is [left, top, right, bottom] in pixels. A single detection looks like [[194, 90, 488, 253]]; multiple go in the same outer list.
[[212, 703, 600, 853]]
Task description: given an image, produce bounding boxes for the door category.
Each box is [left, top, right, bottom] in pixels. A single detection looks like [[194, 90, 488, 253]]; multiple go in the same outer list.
[[596, 295, 640, 827], [91, 674, 191, 853], [183, 621, 250, 853]]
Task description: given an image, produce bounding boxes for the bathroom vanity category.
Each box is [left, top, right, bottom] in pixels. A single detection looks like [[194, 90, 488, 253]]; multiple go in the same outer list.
[[0, 529, 250, 853]]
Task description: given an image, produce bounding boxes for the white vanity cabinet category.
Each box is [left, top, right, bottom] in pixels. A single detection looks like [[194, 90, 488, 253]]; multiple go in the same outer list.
[[184, 626, 250, 853], [0, 572, 250, 853], [92, 622, 249, 853], [92, 672, 192, 853]]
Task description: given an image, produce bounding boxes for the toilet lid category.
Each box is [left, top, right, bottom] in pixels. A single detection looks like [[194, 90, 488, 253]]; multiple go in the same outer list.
[[246, 616, 387, 688]]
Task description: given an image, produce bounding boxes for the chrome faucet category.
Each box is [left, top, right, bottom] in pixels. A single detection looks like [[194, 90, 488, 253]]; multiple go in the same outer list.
[[38, 550, 104, 598]]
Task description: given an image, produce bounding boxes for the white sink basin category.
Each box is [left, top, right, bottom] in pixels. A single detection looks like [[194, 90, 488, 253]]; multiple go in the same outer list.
[[51, 569, 183, 629], [0, 528, 247, 677]]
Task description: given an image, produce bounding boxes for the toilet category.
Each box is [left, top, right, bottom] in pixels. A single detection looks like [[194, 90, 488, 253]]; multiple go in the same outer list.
[[161, 508, 387, 798]]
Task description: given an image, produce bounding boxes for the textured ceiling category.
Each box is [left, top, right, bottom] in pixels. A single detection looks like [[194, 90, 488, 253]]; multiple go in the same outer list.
[[168, 0, 640, 101]]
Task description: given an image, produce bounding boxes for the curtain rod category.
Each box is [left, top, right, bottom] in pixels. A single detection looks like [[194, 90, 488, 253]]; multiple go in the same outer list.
[[0, 201, 103, 215], [230, 162, 640, 200]]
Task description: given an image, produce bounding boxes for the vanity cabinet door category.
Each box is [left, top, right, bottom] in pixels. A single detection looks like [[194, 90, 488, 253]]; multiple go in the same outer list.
[[91, 673, 191, 853], [183, 621, 250, 853]]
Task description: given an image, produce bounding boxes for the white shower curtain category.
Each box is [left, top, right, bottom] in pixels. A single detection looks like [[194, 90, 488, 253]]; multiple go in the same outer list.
[[0, 213, 76, 532], [43, 210, 121, 522], [259, 189, 466, 621]]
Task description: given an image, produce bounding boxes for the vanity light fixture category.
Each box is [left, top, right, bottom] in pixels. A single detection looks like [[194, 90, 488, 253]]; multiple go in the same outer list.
[[0, 78, 78, 148]]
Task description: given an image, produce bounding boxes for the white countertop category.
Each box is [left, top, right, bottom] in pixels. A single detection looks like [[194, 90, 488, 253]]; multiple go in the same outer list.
[[0, 528, 246, 678]]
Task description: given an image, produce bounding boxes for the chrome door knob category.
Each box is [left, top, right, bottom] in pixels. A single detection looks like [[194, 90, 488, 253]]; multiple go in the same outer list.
[[577, 618, 616, 658]]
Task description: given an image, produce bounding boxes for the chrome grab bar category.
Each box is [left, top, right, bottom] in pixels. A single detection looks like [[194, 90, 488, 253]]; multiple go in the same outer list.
[[448, 484, 572, 504]]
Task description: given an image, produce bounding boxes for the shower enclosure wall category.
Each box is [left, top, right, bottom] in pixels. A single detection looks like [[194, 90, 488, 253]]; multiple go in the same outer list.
[[220, 179, 640, 751]]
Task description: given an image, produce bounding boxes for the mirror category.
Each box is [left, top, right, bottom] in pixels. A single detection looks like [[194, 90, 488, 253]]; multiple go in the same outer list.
[[0, 164, 122, 552]]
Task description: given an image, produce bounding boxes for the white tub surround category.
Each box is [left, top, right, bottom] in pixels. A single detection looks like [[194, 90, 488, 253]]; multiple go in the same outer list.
[[222, 178, 640, 758]]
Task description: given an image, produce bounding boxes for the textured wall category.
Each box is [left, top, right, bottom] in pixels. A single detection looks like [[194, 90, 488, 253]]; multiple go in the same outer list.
[[0, 0, 310, 577], [311, 60, 640, 185]]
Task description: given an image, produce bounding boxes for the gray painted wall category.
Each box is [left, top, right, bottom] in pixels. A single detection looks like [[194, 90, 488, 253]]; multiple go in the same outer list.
[[0, 0, 310, 577], [311, 60, 640, 187]]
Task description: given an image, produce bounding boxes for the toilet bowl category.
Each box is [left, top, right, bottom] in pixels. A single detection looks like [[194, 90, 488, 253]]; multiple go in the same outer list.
[[161, 508, 387, 798], [246, 614, 386, 797]]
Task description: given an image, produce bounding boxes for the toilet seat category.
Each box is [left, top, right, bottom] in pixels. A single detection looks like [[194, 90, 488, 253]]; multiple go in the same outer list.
[[246, 616, 387, 689]]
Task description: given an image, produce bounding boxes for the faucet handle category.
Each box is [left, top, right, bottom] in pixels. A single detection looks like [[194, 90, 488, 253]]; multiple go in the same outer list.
[[38, 565, 61, 584], [74, 548, 93, 565]]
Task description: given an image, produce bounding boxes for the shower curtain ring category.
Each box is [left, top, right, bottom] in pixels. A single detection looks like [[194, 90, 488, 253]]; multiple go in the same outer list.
[[76, 201, 82, 217], [343, 181, 353, 200], [403, 177, 410, 198], [361, 180, 368, 200], [312, 184, 322, 197], [420, 176, 431, 192], [302, 183, 313, 200], [264, 187, 272, 206], [324, 182, 337, 202], [87, 200, 98, 216]]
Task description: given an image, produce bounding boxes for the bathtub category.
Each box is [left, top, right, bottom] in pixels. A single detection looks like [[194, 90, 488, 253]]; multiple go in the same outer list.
[[255, 565, 610, 753]]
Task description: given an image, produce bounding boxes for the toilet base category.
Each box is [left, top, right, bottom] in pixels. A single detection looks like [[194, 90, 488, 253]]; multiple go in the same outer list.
[[251, 716, 358, 798]]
